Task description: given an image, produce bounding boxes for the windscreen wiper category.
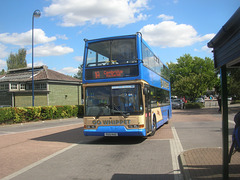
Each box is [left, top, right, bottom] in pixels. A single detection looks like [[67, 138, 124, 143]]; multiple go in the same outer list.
[[112, 103, 129, 118]]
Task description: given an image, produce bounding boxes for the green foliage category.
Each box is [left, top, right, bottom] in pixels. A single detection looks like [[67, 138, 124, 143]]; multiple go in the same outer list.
[[0, 107, 15, 124], [185, 102, 204, 109], [25, 107, 41, 121], [228, 68, 240, 99], [0, 69, 5, 75], [40, 106, 54, 120], [74, 64, 83, 80], [14, 108, 27, 123], [7, 48, 27, 70], [0, 105, 84, 125], [168, 54, 217, 100]]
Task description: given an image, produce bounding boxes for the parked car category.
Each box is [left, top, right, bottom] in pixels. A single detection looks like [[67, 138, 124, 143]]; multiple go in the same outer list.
[[0, 105, 11, 108], [172, 99, 185, 109], [195, 98, 205, 104]]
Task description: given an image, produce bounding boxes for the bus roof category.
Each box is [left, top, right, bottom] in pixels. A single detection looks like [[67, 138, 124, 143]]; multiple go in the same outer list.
[[83, 32, 169, 68]]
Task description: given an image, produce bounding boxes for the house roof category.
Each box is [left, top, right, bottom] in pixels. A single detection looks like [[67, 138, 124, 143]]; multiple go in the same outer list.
[[0, 65, 82, 83]]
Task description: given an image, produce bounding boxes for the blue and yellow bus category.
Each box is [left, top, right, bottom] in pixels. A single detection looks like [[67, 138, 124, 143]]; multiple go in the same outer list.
[[82, 32, 171, 136]]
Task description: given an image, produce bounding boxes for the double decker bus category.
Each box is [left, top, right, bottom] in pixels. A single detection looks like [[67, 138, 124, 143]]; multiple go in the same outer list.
[[82, 32, 171, 136]]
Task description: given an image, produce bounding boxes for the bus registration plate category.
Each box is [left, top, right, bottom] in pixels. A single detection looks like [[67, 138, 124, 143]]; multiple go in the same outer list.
[[104, 133, 118, 136]]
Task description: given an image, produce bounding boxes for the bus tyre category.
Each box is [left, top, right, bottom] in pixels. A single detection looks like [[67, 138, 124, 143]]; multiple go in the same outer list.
[[150, 116, 157, 136], [165, 111, 169, 124]]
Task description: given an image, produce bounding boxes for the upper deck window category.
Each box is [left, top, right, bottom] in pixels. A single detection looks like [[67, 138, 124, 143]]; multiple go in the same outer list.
[[86, 38, 137, 67], [142, 42, 170, 81]]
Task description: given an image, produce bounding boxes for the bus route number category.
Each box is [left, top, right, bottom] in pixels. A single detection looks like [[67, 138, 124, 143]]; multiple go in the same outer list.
[[94, 69, 123, 79]]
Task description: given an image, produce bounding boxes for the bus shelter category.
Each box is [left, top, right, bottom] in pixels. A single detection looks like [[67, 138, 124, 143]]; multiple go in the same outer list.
[[208, 7, 240, 179]]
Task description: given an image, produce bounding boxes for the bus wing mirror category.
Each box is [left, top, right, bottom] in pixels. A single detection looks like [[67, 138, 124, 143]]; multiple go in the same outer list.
[[143, 87, 148, 95]]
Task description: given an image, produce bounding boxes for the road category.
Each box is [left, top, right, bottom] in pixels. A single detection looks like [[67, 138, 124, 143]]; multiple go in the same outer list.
[[0, 105, 238, 180]]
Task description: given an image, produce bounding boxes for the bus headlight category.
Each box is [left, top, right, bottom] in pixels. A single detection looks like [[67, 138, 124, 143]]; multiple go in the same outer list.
[[128, 124, 144, 129], [84, 125, 96, 129]]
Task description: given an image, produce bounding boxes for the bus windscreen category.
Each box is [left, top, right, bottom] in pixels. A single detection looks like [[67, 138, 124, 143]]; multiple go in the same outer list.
[[85, 84, 143, 117], [86, 38, 137, 67]]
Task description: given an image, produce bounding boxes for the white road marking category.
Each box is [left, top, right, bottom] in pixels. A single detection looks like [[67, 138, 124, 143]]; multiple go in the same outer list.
[[170, 126, 183, 180], [1, 144, 78, 180]]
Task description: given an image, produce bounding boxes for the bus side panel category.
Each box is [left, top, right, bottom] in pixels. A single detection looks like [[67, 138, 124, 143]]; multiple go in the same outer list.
[[161, 106, 171, 124], [141, 65, 161, 89], [152, 106, 171, 128]]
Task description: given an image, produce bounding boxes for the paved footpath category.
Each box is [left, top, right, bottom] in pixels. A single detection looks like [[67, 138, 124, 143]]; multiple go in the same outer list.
[[175, 105, 240, 180], [0, 118, 85, 179]]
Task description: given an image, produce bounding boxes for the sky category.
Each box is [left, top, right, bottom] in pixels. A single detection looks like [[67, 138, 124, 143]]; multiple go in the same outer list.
[[0, 0, 239, 76]]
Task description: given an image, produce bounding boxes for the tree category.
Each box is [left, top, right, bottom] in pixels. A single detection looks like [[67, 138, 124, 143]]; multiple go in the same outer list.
[[74, 64, 83, 80], [168, 54, 217, 100], [228, 68, 240, 100], [0, 69, 5, 75], [6, 48, 27, 70]]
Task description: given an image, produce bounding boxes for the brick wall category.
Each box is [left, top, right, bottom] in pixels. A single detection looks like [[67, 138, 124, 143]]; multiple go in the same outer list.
[[48, 83, 81, 106], [15, 93, 48, 107]]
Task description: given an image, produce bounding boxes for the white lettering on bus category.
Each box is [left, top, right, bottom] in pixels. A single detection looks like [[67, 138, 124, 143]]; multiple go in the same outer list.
[[92, 120, 131, 125]]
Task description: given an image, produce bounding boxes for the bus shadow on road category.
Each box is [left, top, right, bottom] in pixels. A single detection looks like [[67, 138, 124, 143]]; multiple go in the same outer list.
[[83, 136, 146, 145], [111, 173, 175, 180], [31, 127, 84, 144], [32, 127, 146, 145]]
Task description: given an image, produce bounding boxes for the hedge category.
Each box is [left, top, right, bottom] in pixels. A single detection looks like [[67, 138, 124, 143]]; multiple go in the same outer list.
[[185, 102, 204, 109], [0, 105, 84, 125]]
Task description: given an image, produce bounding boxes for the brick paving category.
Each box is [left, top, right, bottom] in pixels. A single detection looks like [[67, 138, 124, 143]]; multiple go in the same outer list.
[[0, 123, 84, 179], [177, 104, 240, 180], [179, 148, 240, 179]]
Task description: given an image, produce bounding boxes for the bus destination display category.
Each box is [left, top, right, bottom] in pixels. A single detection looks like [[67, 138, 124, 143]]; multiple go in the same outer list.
[[94, 69, 123, 79], [85, 65, 138, 80]]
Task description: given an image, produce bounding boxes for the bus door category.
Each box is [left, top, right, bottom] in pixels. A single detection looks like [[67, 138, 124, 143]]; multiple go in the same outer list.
[[144, 85, 152, 134]]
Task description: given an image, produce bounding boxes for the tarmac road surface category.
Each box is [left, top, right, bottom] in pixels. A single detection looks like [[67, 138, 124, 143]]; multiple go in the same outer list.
[[0, 105, 239, 180], [0, 117, 178, 180]]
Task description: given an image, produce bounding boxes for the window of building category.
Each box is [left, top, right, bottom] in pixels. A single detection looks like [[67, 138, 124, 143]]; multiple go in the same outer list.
[[0, 84, 4, 90], [0, 84, 9, 90], [40, 83, 47, 89], [10, 83, 18, 90], [5, 84, 9, 90], [35, 83, 47, 90], [20, 83, 26, 90], [26, 83, 47, 90]]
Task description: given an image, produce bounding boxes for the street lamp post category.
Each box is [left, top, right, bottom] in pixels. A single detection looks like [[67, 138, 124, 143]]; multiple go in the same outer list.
[[32, 9, 41, 106]]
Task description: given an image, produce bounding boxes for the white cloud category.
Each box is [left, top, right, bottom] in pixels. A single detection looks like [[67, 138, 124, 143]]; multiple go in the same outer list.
[[0, 29, 56, 46], [58, 67, 78, 75], [74, 56, 83, 63], [0, 59, 6, 70], [194, 45, 213, 54], [30, 44, 74, 57], [56, 34, 68, 40], [27, 61, 46, 67], [0, 43, 8, 58], [157, 14, 174, 21], [44, 0, 149, 27], [140, 21, 215, 48]]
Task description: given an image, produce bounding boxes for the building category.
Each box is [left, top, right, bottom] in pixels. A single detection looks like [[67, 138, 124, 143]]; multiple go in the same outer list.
[[0, 65, 82, 107], [208, 7, 240, 179]]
